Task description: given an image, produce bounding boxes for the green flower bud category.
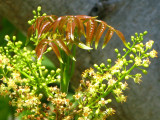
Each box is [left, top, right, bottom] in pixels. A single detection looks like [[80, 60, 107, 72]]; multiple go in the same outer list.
[[88, 97, 92, 101], [37, 6, 41, 12], [140, 43, 144, 47], [56, 68, 61, 74], [130, 54, 134, 59], [37, 60, 42, 66], [5, 35, 10, 41], [136, 38, 140, 42], [100, 63, 105, 68], [100, 86, 104, 91], [140, 33, 143, 36], [43, 13, 47, 16], [135, 32, 138, 37], [34, 16, 37, 19], [117, 53, 121, 58], [21, 95, 25, 99], [142, 70, 147, 74], [94, 64, 98, 68], [31, 19, 35, 23], [6, 66, 13, 71], [143, 31, 148, 35], [131, 36, 134, 41], [28, 20, 32, 25], [44, 69, 48, 73], [128, 60, 133, 63], [33, 86, 37, 90], [95, 109, 100, 115], [31, 50, 36, 54], [42, 83, 46, 86], [97, 67, 101, 71], [125, 75, 129, 80], [122, 71, 126, 74], [47, 47, 52, 52], [123, 48, 126, 52], [39, 93, 43, 99], [50, 70, 55, 75], [47, 74, 51, 78], [107, 64, 111, 68], [12, 36, 16, 41], [79, 104, 83, 108], [32, 10, 36, 15], [127, 42, 131, 46], [115, 48, 119, 53], [102, 84, 106, 88], [143, 64, 149, 68], [107, 59, 112, 63], [40, 66, 46, 70], [107, 99, 112, 103], [131, 48, 136, 53]]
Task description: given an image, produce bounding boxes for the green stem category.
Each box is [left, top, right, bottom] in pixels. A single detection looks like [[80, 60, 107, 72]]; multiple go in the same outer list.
[[60, 46, 76, 93], [60, 63, 70, 93]]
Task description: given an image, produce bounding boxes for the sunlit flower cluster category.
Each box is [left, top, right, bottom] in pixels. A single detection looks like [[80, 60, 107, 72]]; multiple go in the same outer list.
[[0, 31, 158, 119], [74, 31, 158, 119]]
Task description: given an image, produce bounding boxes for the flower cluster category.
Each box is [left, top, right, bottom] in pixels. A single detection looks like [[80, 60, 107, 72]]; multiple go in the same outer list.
[[0, 31, 158, 119], [0, 36, 65, 119], [74, 31, 157, 119]]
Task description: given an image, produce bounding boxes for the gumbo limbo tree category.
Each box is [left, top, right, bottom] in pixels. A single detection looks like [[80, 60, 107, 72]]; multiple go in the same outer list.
[[0, 6, 158, 119]]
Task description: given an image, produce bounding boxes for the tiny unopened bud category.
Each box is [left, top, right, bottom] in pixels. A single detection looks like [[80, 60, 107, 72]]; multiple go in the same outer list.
[[32, 10, 36, 15], [40, 66, 45, 70], [107, 59, 112, 63], [125, 75, 129, 80], [143, 31, 148, 35], [12, 36, 16, 41], [28, 20, 32, 25], [123, 48, 126, 52], [135, 32, 138, 37], [132, 48, 136, 53], [115, 48, 119, 53], [37, 6, 41, 12], [47, 47, 52, 52], [94, 64, 98, 68], [56, 68, 61, 73], [143, 64, 149, 68], [43, 13, 47, 16], [100, 63, 105, 68], [131, 36, 134, 41], [117, 53, 121, 58], [5, 35, 10, 41], [142, 70, 147, 74], [130, 54, 134, 59], [39, 94, 43, 99], [128, 60, 133, 63]]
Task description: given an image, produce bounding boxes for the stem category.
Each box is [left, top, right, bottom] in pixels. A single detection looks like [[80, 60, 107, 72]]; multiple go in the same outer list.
[[60, 46, 76, 93], [60, 63, 70, 93]]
